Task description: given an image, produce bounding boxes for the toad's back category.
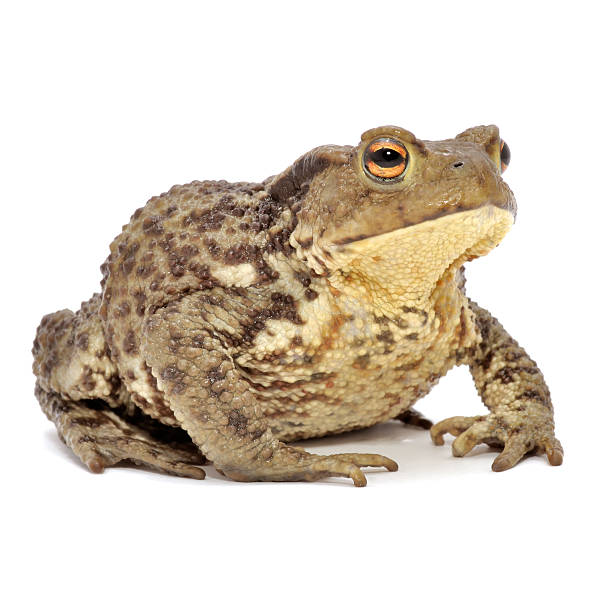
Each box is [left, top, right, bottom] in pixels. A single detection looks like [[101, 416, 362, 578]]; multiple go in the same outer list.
[[98, 179, 301, 426]]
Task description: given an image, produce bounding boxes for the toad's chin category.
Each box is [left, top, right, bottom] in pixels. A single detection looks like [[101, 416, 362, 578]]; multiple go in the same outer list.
[[317, 205, 515, 301]]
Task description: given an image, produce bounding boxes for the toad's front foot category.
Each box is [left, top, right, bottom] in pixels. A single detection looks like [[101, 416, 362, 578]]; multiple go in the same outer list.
[[430, 412, 563, 472], [220, 451, 398, 487]]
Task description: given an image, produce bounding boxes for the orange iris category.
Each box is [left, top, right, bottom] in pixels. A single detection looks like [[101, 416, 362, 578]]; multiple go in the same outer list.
[[364, 138, 408, 180]]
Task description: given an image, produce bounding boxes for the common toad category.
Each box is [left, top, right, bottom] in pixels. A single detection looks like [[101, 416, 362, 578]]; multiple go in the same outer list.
[[33, 125, 563, 485]]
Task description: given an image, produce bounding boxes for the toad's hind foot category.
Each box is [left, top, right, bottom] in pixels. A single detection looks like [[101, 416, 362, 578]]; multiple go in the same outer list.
[[35, 384, 206, 479], [395, 407, 433, 430]]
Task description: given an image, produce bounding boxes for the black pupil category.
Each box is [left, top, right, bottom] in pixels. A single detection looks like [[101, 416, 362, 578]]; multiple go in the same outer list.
[[371, 147, 402, 167], [500, 141, 511, 166]]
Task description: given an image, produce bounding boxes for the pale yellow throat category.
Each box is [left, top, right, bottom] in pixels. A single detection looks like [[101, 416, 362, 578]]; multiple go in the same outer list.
[[327, 205, 514, 315]]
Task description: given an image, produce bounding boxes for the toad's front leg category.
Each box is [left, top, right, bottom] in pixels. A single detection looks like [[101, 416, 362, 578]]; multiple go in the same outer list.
[[143, 292, 397, 486], [431, 301, 563, 471]]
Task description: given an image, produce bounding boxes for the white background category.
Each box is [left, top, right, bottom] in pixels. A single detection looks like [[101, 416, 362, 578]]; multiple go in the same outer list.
[[2, 1, 610, 610]]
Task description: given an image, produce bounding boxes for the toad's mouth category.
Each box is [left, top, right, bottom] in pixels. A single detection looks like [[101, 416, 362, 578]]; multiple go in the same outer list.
[[330, 200, 515, 248], [333, 203, 513, 253]]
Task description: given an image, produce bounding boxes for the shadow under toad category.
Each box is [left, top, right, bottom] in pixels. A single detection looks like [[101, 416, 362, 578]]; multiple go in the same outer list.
[[44, 416, 509, 486]]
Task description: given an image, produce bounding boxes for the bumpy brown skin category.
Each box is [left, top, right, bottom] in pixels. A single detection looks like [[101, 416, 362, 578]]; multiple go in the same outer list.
[[32, 124, 563, 485]]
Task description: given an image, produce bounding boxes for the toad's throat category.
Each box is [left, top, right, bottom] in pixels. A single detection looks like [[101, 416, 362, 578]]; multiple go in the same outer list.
[[326, 205, 514, 309]]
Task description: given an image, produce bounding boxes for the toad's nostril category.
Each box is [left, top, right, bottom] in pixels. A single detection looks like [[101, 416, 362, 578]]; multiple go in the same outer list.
[[453, 161, 464, 168]]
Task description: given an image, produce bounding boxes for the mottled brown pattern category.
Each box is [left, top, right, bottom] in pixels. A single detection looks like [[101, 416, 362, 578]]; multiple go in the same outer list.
[[33, 124, 562, 485]]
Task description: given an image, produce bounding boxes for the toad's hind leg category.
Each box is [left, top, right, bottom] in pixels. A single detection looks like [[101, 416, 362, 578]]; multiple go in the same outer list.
[[33, 294, 204, 478], [142, 291, 398, 486], [35, 383, 206, 479]]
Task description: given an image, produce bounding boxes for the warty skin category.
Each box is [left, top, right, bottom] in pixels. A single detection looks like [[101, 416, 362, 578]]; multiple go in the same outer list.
[[32, 125, 563, 485]]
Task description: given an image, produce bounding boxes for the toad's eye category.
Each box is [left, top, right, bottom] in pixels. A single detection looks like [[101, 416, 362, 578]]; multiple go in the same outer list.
[[363, 138, 409, 181], [500, 139, 511, 173]]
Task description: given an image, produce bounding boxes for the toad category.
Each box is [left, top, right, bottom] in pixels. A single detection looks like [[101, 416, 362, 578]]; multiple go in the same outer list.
[[33, 125, 563, 485]]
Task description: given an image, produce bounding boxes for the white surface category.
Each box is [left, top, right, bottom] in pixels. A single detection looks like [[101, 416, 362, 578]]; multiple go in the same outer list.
[[1, 2, 609, 611]]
